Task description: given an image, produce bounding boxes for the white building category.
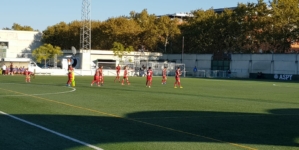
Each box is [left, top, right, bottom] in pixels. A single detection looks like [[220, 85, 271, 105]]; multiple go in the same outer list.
[[0, 30, 163, 75], [0, 30, 42, 59], [0, 30, 42, 69]]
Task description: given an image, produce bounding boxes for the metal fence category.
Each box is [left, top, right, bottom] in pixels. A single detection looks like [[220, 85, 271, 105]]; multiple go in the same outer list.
[[128, 61, 185, 77], [195, 70, 237, 78]]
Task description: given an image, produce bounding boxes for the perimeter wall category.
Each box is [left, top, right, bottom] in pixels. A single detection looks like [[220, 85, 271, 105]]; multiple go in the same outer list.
[[161, 54, 299, 78]]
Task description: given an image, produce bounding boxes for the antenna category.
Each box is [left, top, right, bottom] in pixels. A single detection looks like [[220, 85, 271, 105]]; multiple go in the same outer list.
[[80, 0, 91, 51]]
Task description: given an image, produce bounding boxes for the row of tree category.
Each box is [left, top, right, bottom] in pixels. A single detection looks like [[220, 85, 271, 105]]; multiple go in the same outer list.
[[3, 0, 299, 54], [2, 23, 36, 31], [41, 10, 181, 53], [184, 0, 299, 54]]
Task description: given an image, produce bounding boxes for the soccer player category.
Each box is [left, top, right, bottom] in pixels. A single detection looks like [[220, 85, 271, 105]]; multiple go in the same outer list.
[[121, 66, 130, 85], [174, 67, 183, 88], [99, 66, 104, 86], [161, 67, 167, 84], [66, 65, 73, 87], [24, 68, 31, 83], [114, 64, 121, 82], [91, 68, 100, 86], [146, 67, 153, 88], [66, 72, 72, 86], [1, 64, 6, 75], [9, 62, 13, 75]]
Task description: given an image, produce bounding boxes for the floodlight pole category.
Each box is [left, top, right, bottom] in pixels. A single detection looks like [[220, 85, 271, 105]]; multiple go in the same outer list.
[[182, 36, 184, 63], [182, 36, 185, 77], [80, 0, 91, 52]]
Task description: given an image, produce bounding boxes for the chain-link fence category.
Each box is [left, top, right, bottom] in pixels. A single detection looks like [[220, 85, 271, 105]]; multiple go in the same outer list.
[[130, 61, 185, 77], [196, 70, 237, 78]]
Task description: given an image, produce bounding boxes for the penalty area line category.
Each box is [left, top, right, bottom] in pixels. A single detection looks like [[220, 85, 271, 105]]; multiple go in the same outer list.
[[0, 111, 103, 150]]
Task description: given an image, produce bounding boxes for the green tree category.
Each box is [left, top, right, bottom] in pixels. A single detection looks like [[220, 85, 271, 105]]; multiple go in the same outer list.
[[269, 0, 299, 53], [99, 17, 142, 50], [32, 44, 63, 67], [130, 9, 159, 51], [42, 21, 82, 50], [156, 16, 181, 53], [180, 9, 218, 53], [112, 42, 134, 62], [12, 23, 34, 31], [2, 27, 11, 30], [39, 1, 299, 54], [91, 21, 104, 49]]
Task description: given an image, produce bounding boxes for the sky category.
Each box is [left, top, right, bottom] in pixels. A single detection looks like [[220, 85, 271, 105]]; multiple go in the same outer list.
[[0, 0, 263, 32]]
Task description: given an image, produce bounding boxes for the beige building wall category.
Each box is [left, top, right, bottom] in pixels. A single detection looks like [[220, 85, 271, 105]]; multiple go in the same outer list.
[[0, 30, 42, 59]]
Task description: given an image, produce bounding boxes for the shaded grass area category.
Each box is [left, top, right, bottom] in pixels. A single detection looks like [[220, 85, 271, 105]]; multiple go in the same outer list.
[[0, 75, 299, 150]]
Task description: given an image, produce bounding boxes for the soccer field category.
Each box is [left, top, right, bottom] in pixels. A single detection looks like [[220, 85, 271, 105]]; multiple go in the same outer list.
[[0, 75, 298, 150]]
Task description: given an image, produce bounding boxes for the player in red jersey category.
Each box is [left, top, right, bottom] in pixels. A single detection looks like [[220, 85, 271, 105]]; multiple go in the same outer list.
[[24, 68, 31, 83], [161, 67, 167, 84], [146, 67, 153, 88], [114, 64, 121, 82], [98, 66, 104, 86], [121, 66, 130, 85], [66, 65, 73, 86], [174, 67, 183, 88], [66, 72, 73, 86], [91, 67, 100, 86]]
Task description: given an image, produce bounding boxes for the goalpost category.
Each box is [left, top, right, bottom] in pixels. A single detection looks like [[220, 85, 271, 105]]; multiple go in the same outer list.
[[140, 62, 185, 77]]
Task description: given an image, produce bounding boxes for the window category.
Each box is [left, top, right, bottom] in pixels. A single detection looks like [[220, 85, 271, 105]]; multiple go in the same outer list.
[[97, 59, 116, 69], [211, 60, 230, 70]]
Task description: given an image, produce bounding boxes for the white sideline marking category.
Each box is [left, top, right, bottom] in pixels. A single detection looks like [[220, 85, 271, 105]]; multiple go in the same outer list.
[[0, 111, 103, 150]]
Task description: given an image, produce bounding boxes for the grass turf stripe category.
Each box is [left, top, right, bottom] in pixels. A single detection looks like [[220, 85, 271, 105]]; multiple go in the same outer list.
[[0, 111, 103, 150], [0, 87, 257, 150]]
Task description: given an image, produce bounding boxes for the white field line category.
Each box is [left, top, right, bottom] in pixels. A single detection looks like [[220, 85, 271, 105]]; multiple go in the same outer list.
[[0, 83, 76, 97], [201, 79, 299, 88], [0, 111, 103, 150]]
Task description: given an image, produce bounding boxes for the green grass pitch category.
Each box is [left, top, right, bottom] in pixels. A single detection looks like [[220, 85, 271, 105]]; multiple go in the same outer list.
[[0, 75, 299, 150]]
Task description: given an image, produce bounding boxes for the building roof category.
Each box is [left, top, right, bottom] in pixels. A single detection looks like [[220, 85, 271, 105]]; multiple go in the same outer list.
[[157, 7, 237, 19], [213, 7, 237, 14], [157, 12, 194, 18], [2, 58, 31, 62]]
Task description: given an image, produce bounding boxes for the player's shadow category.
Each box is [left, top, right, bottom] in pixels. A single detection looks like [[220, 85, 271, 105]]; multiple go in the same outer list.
[[0, 108, 298, 150]]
